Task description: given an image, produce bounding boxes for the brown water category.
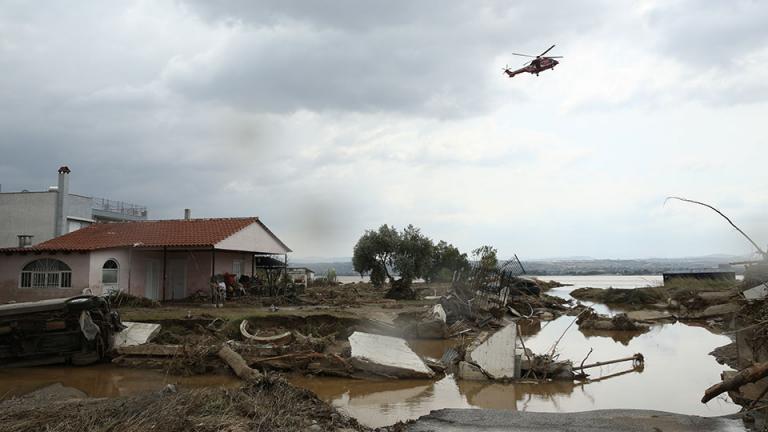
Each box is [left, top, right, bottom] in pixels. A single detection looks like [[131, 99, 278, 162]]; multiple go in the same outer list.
[[0, 319, 740, 429], [0, 364, 241, 399], [290, 318, 740, 428]]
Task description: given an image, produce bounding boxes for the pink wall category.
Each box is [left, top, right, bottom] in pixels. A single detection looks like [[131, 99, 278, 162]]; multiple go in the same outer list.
[[0, 252, 90, 303], [0, 248, 262, 303], [118, 249, 255, 300]]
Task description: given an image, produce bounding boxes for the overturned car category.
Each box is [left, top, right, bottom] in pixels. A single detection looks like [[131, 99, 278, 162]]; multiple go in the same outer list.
[[0, 295, 123, 367]]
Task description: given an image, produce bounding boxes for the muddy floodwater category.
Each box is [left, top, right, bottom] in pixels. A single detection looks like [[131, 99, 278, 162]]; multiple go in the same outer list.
[[0, 319, 738, 428], [0, 275, 742, 429], [291, 318, 739, 427], [0, 364, 242, 399]]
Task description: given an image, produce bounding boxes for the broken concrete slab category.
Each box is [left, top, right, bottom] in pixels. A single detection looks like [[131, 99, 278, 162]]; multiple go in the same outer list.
[[457, 361, 488, 381], [743, 283, 768, 301], [465, 323, 518, 380], [348, 332, 434, 379], [430, 304, 447, 323], [113, 321, 161, 348]]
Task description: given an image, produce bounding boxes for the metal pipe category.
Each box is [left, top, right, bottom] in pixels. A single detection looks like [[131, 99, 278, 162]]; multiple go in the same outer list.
[[573, 353, 644, 371]]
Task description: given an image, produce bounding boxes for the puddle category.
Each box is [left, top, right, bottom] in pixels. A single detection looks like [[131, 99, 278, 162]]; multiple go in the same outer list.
[[290, 318, 739, 428]]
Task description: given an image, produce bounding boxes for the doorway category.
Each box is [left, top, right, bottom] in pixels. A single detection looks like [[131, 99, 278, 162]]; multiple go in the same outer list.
[[168, 259, 187, 300], [145, 260, 160, 300]]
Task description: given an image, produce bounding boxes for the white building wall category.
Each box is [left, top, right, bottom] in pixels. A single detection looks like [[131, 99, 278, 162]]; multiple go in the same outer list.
[[0, 192, 57, 247], [0, 192, 97, 248], [88, 248, 131, 295], [215, 221, 290, 254]]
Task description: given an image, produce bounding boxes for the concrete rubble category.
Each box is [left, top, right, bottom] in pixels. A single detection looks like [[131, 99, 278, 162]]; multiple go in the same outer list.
[[457, 361, 488, 380], [743, 283, 768, 301], [348, 331, 435, 379], [113, 322, 161, 348], [464, 324, 519, 380], [416, 304, 448, 339]]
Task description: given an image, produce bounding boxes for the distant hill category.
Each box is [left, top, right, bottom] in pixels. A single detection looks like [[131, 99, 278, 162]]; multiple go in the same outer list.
[[295, 255, 750, 277], [520, 255, 749, 275]]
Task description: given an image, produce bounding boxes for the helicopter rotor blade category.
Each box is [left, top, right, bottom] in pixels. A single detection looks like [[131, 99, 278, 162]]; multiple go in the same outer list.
[[512, 53, 537, 58], [545, 56, 563, 59], [539, 44, 556, 57]]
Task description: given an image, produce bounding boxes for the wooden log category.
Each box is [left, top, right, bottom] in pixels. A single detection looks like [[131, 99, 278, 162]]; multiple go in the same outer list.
[[702, 362, 768, 403], [218, 345, 262, 381]]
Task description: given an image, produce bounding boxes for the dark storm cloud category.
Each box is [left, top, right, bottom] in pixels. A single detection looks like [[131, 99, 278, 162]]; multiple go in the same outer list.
[[168, 0, 609, 116], [2, 1, 767, 258]]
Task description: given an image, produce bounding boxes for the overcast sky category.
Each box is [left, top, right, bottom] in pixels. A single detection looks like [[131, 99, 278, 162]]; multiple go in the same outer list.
[[1, 0, 767, 260]]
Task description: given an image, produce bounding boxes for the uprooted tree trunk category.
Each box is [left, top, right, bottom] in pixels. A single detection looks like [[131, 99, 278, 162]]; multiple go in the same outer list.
[[702, 362, 768, 403], [385, 277, 417, 300], [218, 345, 262, 381]]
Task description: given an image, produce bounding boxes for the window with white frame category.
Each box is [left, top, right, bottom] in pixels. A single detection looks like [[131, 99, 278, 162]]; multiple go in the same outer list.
[[102, 259, 119, 285], [20, 259, 72, 289]]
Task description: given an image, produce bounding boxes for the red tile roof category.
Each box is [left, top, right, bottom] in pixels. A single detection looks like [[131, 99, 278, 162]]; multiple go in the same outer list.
[[5, 218, 262, 252]]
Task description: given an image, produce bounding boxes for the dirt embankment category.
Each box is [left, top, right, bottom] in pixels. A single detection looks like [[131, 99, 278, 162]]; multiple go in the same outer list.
[[570, 287, 663, 306], [0, 375, 368, 432], [570, 279, 739, 313]]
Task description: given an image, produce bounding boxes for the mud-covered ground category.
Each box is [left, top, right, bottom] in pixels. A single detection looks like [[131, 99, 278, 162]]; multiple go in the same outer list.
[[1, 278, 760, 431]]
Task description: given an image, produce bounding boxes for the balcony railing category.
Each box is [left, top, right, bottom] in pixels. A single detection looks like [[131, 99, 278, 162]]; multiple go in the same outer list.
[[92, 197, 148, 218]]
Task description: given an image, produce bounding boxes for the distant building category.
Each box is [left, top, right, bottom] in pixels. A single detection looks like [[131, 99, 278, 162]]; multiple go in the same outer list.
[[287, 267, 316, 287], [0, 217, 291, 303], [0, 166, 148, 248]]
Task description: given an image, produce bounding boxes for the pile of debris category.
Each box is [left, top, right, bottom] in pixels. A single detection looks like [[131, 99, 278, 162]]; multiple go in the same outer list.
[[439, 322, 645, 383], [576, 309, 650, 332], [112, 317, 354, 377], [0, 371, 366, 432]]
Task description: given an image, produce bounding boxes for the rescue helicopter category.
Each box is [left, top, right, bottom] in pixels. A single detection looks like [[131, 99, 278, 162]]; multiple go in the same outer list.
[[504, 44, 562, 78]]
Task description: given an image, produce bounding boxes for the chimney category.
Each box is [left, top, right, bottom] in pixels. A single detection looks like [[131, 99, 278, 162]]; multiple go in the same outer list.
[[17, 235, 33, 248], [54, 166, 70, 237], [184, 208, 191, 220]]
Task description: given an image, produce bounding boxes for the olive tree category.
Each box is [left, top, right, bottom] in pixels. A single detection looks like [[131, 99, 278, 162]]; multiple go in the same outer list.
[[352, 224, 398, 287], [352, 224, 434, 293], [427, 240, 470, 282]]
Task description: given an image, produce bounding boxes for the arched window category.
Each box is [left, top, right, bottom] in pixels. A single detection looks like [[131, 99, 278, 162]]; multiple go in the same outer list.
[[20, 259, 72, 288], [102, 259, 119, 286]]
